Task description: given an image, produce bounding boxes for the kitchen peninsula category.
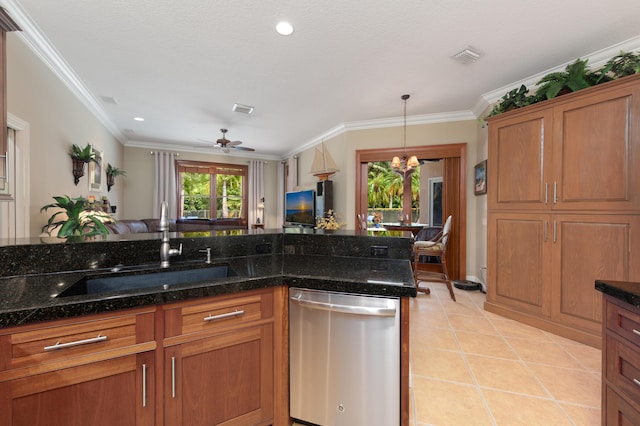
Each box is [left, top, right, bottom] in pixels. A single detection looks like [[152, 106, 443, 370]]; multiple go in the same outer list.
[[0, 229, 416, 426]]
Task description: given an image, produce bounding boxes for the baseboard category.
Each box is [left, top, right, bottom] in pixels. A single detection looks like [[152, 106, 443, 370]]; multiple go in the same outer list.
[[484, 300, 601, 349]]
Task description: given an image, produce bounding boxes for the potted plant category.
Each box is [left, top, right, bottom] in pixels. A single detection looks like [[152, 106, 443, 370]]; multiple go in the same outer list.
[[599, 50, 640, 79], [41, 195, 113, 238], [534, 58, 601, 100], [105, 163, 126, 192], [486, 84, 535, 117], [69, 143, 98, 185]]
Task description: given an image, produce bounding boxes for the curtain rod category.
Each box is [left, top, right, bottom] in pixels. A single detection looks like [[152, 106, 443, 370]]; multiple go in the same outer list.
[[149, 151, 180, 156]]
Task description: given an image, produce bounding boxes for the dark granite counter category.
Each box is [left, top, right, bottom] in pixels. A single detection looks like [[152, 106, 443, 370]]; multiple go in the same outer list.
[[0, 231, 416, 328], [595, 280, 640, 308]]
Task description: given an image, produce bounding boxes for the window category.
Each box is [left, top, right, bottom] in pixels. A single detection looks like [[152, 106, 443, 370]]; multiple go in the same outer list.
[[176, 160, 247, 220]]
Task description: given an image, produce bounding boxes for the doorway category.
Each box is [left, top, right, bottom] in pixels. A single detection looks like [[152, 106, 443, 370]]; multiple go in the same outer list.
[[356, 143, 466, 280]]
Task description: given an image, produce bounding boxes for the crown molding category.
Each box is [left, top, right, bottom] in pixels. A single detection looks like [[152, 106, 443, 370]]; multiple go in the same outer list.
[[283, 110, 477, 158], [2, 0, 124, 142], [124, 139, 281, 161]]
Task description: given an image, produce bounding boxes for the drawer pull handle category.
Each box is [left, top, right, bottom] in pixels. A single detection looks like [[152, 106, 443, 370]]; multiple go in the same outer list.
[[43, 333, 107, 351], [171, 356, 176, 398], [142, 363, 147, 408], [634, 378, 640, 387], [633, 329, 640, 336], [203, 309, 244, 322]]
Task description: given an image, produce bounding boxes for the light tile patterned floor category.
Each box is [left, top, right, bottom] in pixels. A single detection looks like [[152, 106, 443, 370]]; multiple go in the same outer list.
[[409, 284, 602, 426]]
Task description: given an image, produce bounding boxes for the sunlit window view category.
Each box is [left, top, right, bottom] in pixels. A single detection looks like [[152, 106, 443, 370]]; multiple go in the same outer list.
[[366, 160, 443, 227], [178, 162, 246, 219]]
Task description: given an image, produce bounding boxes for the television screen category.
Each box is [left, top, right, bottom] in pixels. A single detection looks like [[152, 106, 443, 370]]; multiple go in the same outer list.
[[285, 189, 316, 226]]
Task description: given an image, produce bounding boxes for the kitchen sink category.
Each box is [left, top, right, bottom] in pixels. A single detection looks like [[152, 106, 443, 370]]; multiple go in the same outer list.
[[57, 264, 237, 297]]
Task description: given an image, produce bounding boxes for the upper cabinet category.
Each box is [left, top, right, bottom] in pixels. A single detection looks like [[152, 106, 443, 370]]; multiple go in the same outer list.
[[488, 75, 640, 212]]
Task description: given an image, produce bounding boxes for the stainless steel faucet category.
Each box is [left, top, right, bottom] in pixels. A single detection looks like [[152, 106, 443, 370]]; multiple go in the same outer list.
[[159, 201, 182, 268]]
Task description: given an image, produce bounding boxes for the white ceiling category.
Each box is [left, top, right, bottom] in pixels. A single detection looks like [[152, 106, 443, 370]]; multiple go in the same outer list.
[[4, 0, 640, 159]]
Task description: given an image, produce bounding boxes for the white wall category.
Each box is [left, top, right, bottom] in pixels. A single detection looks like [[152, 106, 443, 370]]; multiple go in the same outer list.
[[7, 34, 123, 236]]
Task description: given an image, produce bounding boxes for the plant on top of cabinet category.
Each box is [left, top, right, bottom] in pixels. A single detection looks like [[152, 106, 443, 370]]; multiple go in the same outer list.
[[600, 50, 640, 79], [486, 84, 537, 117], [535, 58, 604, 100], [105, 163, 126, 192], [69, 143, 99, 185], [41, 195, 113, 238]]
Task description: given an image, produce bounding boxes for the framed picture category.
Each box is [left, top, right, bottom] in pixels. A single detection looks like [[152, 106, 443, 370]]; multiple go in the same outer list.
[[88, 147, 103, 192], [474, 160, 487, 196]]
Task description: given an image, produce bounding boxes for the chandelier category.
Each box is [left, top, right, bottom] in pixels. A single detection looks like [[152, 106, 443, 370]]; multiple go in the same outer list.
[[391, 94, 419, 176]]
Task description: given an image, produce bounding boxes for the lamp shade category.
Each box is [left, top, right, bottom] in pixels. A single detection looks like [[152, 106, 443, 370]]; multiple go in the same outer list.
[[407, 155, 419, 169], [391, 156, 401, 169]]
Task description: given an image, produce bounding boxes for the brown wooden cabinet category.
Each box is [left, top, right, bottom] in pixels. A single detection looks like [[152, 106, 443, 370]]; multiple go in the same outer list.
[[0, 307, 157, 426], [486, 75, 640, 348], [0, 287, 286, 426], [162, 288, 277, 426], [602, 295, 640, 425]]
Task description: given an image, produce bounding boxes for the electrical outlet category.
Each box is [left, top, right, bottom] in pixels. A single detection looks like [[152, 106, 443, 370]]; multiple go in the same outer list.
[[370, 245, 389, 258]]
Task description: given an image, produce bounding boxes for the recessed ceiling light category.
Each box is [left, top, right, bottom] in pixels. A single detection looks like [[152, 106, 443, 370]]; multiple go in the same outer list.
[[133, 116, 145, 122], [276, 21, 294, 36]]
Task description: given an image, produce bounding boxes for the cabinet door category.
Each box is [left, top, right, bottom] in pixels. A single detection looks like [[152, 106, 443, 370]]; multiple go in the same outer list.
[[165, 323, 274, 426], [487, 212, 552, 316], [0, 352, 154, 426], [552, 84, 640, 211], [551, 214, 640, 333], [488, 109, 553, 210]]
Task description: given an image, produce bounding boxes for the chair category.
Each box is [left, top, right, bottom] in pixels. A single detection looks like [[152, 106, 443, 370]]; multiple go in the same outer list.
[[413, 215, 455, 301]]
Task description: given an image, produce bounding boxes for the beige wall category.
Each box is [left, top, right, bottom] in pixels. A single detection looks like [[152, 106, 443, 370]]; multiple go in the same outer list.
[[294, 120, 485, 281], [7, 35, 124, 236]]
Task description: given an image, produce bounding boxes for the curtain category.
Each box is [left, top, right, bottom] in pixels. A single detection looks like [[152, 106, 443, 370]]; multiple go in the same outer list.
[[248, 160, 264, 225], [152, 151, 176, 218], [286, 155, 298, 191], [276, 161, 285, 228]]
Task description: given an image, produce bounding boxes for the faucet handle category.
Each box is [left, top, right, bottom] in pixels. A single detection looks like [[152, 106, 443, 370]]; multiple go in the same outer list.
[[199, 247, 212, 263]]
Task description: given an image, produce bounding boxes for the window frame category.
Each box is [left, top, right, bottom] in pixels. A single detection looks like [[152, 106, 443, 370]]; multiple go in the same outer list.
[[175, 160, 248, 220]]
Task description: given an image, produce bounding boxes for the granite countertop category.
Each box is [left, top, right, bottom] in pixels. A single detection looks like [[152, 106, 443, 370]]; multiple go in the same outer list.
[[0, 254, 416, 328], [595, 279, 640, 309]]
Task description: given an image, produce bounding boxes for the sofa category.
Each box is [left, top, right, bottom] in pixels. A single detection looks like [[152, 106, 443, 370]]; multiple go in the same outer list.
[[106, 218, 247, 234]]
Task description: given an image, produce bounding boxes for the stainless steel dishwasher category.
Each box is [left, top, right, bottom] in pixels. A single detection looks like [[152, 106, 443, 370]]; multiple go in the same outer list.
[[289, 287, 400, 426]]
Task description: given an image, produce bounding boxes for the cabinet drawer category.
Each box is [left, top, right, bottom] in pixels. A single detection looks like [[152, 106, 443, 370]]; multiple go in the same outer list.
[[605, 385, 640, 425], [606, 298, 640, 347], [164, 289, 274, 339], [605, 333, 640, 403], [0, 308, 155, 375]]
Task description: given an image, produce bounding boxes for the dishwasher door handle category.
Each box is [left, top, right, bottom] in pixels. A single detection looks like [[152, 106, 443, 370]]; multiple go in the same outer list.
[[290, 295, 396, 317]]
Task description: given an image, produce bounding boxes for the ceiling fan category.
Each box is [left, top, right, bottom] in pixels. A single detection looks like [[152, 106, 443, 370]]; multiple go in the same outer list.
[[197, 129, 255, 153]]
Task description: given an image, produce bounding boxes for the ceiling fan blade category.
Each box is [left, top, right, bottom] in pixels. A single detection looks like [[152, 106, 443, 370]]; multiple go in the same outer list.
[[232, 145, 255, 152], [227, 140, 242, 147]]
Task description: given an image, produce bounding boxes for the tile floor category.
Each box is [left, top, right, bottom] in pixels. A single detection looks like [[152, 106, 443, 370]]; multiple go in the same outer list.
[[409, 284, 602, 426]]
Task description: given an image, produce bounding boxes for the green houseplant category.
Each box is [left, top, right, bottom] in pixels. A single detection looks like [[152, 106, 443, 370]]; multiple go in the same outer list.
[[534, 58, 601, 100], [41, 195, 112, 238], [600, 50, 640, 79], [486, 84, 535, 117], [105, 163, 126, 192], [69, 143, 98, 185]]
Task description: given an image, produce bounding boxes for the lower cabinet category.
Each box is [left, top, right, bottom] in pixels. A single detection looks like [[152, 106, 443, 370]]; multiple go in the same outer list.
[[164, 324, 273, 425], [0, 352, 155, 426], [486, 212, 640, 347], [0, 307, 157, 426], [602, 295, 640, 424], [0, 287, 284, 426]]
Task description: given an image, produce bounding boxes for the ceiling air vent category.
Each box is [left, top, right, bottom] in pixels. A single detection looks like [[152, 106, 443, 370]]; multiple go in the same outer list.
[[100, 95, 117, 104], [232, 103, 254, 114], [451, 47, 481, 64]]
